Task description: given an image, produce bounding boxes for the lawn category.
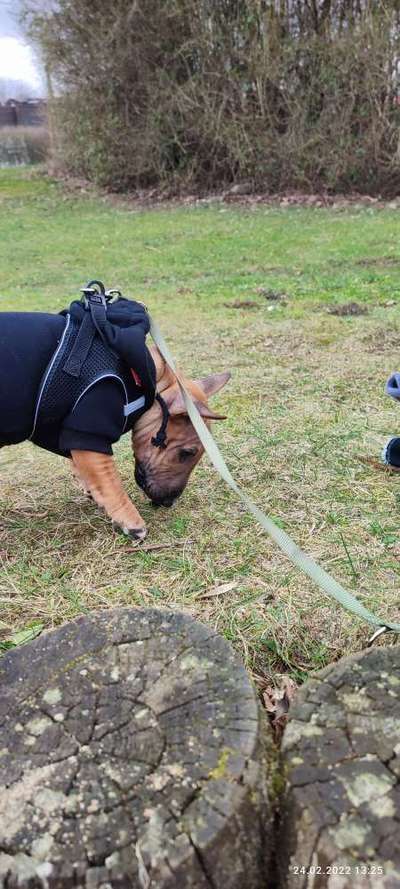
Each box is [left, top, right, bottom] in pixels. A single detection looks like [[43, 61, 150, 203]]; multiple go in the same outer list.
[[1, 166, 400, 683]]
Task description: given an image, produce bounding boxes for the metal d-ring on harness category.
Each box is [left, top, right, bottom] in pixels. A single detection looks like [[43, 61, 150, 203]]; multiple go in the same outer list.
[[79, 281, 170, 450]]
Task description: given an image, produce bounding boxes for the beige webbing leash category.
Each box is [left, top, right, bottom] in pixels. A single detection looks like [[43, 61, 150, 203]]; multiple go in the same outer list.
[[150, 317, 400, 643]]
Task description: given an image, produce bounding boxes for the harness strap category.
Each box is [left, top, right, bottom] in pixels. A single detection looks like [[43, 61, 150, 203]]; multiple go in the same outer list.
[[88, 299, 110, 345], [63, 312, 96, 378], [63, 290, 110, 378], [151, 393, 170, 449]]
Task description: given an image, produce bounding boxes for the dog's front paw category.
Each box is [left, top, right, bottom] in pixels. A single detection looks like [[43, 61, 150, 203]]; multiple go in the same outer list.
[[112, 521, 148, 542], [128, 526, 148, 542]]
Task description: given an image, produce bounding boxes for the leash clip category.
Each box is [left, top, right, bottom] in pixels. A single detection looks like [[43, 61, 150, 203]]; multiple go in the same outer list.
[[105, 289, 122, 302], [106, 289, 149, 312], [80, 279, 108, 309], [367, 625, 391, 647]]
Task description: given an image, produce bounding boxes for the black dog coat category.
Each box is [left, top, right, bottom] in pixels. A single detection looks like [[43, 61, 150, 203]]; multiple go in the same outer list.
[[0, 297, 156, 457]]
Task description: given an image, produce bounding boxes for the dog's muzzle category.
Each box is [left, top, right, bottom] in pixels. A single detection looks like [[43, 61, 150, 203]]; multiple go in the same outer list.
[[150, 493, 180, 508], [135, 462, 182, 508]]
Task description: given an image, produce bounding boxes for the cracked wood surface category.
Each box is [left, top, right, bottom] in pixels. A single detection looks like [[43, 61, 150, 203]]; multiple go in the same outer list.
[[0, 608, 272, 888], [279, 646, 400, 889]]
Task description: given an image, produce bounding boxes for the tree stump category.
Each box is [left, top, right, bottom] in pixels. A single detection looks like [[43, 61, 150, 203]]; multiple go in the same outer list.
[[0, 608, 272, 889], [278, 645, 400, 888]]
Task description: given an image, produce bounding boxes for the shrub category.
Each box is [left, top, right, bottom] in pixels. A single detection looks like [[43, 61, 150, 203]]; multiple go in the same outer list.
[[22, 0, 400, 194]]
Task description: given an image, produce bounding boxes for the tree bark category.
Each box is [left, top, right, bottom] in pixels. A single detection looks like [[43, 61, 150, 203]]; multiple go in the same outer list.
[[0, 608, 273, 889], [278, 645, 400, 888]]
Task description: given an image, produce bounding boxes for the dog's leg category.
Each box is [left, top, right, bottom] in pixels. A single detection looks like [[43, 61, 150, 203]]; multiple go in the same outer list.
[[71, 450, 147, 540], [69, 458, 93, 497]]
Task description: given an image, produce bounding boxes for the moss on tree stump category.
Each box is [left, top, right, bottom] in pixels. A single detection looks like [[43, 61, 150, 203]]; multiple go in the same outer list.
[[279, 645, 400, 888], [0, 608, 272, 889]]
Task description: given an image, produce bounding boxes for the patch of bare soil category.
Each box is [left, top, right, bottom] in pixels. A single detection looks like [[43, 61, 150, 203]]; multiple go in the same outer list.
[[328, 302, 368, 317], [255, 287, 288, 301], [224, 300, 260, 309], [362, 327, 400, 353], [50, 171, 400, 211], [355, 257, 400, 267]]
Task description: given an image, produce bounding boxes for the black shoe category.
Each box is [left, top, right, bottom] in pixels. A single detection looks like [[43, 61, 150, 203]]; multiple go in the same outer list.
[[382, 437, 400, 468]]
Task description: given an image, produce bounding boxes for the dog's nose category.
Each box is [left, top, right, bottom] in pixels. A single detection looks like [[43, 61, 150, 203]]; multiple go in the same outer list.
[[152, 496, 175, 508], [151, 489, 183, 508], [162, 497, 175, 507]]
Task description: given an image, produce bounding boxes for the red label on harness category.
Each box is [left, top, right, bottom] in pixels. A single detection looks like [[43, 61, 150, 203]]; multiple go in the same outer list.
[[131, 368, 142, 387]]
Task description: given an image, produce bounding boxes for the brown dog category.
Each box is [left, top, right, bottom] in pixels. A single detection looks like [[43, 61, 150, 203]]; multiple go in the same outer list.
[[70, 346, 230, 540]]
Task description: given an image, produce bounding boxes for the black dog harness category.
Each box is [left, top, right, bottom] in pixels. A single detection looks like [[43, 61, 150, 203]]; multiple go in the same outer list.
[[30, 282, 170, 448]]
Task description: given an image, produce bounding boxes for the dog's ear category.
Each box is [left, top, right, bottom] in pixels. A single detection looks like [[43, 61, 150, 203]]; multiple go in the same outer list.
[[166, 390, 226, 420], [195, 372, 231, 398], [195, 402, 227, 421]]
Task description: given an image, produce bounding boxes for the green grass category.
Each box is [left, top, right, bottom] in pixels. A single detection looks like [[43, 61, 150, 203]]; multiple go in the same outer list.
[[1, 166, 400, 683]]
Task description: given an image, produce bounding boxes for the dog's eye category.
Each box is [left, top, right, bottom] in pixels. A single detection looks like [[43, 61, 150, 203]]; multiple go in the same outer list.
[[179, 447, 198, 463]]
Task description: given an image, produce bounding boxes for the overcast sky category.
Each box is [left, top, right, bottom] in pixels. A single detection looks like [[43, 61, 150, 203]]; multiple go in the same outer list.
[[0, 0, 44, 91]]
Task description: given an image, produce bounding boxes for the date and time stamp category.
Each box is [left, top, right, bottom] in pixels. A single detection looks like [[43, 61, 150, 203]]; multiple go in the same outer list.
[[290, 864, 385, 877]]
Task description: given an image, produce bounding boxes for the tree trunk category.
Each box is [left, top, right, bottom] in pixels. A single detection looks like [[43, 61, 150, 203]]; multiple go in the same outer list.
[[278, 645, 400, 888], [0, 608, 273, 889]]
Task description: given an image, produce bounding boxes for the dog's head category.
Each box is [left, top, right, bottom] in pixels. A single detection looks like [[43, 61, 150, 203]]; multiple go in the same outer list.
[[132, 348, 230, 507]]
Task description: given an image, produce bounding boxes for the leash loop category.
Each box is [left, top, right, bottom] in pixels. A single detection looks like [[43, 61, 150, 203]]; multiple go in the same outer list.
[[149, 315, 400, 640]]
